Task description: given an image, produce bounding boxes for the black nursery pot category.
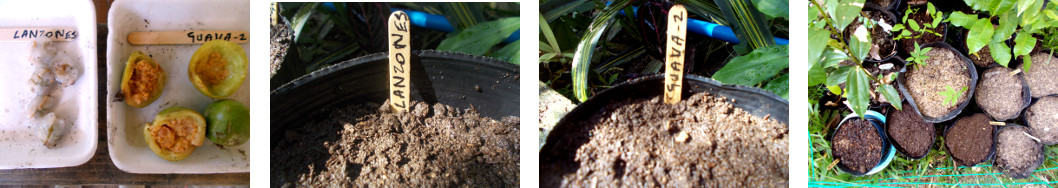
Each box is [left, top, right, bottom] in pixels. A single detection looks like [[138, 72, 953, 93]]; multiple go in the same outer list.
[[992, 125, 1045, 179], [861, 3, 900, 63], [885, 102, 935, 160], [897, 42, 979, 123], [270, 50, 520, 145], [894, 4, 949, 58], [943, 114, 997, 167], [539, 74, 789, 149]]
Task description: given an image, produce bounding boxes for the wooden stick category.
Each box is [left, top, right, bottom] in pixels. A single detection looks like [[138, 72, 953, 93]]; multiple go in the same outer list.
[[388, 11, 411, 112], [827, 158, 840, 171], [127, 30, 248, 45], [663, 5, 688, 105], [0, 28, 78, 42], [990, 121, 1006, 126]]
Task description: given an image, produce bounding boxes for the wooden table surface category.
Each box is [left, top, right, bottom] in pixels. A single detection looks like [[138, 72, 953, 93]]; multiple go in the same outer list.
[[0, 25, 250, 185]]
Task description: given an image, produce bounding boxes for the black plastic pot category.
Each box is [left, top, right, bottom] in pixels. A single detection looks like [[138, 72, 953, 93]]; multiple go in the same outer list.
[[897, 42, 979, 123], [975, 67, 1032, 121], [270, 50, 520, 145], [868, 0, 900, 16], [866, 57, 906, 110], [861, 3, 900, 63], [540, 74, 788, 154], [943, 114, 997, 167], [992, 124, 1045, 179], [884, 103, 935, 160]]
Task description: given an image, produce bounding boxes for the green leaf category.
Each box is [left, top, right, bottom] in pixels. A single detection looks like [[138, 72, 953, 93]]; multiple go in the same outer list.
[[763, 73, 789, 99], [716, 0, 777, 49], [827, 65, 853, 86], [570, 0, 632, 102], [439, 2, 486, 30], [491, 40, 520, 64], [932, 11, 944, 28], [290, 2, 320, 42], [821, 49, 849, 69], [993, 10, 1018, 43], [751, 0, 789, 19], [967, 18, 994, 54], [808, 61, 827, 86], [1023, 55, 1033, 72], [849, 25, 872, 62], [539, 15, 561, 55], [539, 52, 558, 63], [947, 12, 979, 28], [908, 19, 921, 31], [989, 0, 1015, 16], [1014, 32, 1036, 58], [437, 17, 520, 56], [847, 68, 870, 117], [990, 41, 1012, 67], [939, 85, 968, 106], [808, 27, 830, 66], [713, 45, 790, 85], [879, 84, 902, 110], [541, 0, 588, 22], [826, 0, 866, 33], [1017, 0, 1034, 16]]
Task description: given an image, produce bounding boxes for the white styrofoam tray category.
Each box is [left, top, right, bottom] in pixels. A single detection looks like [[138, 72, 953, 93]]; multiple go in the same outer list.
[[106, 0, 250, 174], [0, 0, 98, 169]]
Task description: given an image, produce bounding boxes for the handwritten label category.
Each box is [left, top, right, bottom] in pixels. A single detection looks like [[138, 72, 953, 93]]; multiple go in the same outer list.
[[127, 31, 248, 45], [664, 5, 688, 105], [1, 28, 78, 41], [388, 11, 411, 112]]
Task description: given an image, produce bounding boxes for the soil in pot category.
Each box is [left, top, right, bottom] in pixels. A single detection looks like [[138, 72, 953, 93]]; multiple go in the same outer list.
[[1021, 52, 1058, 98], [905, 46, 972, 119], [538, 92, 788, 187], [975, 66, 1028, 121], [833, 118, 882, 174], [1025, 96, 1058, 145], [968, 44, 996, 67], [846, 9, 897, 62], [886, 101, 934, 158], [945, 113, 994, 166], [994, 125, 1044, 179], [272, 100, 519, 187], [897, 7, 946, 54]]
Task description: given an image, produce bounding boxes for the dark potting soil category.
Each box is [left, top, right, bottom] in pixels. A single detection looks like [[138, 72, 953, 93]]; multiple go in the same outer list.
[[539, 92, 788, 187], [905, 47, 971, 118], [271, 100, 519, 187], [1026, 96, 1058, 145], [968, 44, 995, 67], [995, 126, 1043, 179], [898, 9, 946, 54], [975, 66, 1026, 120], [833, 118, 882, 174], [1021, 53, 1058, 98], [846, 10, 896, 61], [887, 101, 934, 158], [945, 113, 994, 166]]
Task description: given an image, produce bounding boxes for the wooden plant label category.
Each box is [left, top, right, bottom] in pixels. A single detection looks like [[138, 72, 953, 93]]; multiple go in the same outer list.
[[388, 11, 411, 112], [0, 28, 78, 41], [128, 30, 248, 45], [664, 5, 688, 105]]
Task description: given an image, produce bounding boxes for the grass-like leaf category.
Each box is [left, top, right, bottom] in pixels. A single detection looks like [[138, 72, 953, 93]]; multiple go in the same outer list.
[[716, 0, 777, 49], [437, 17, 520, 56], [570, 0, 633, 102], [492, 40, 520, 64], [713, 45, 790, 85]]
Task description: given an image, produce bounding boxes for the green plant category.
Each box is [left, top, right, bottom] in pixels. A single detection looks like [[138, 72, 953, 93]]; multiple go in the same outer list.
[[808, 0, 901, 117], [939, 85, 968, 106], [542, 0, 788, 102], [904, 42, 933, 69], [947, 0, 1058, 70], [891, 2, 944, 41]]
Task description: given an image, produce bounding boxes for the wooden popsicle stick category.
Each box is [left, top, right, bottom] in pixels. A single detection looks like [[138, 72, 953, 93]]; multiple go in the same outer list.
[[664, 5, 688, 105], [388, 11, 411, 112], [127, 30, 248, 45], [0, 28, 78, 42]]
